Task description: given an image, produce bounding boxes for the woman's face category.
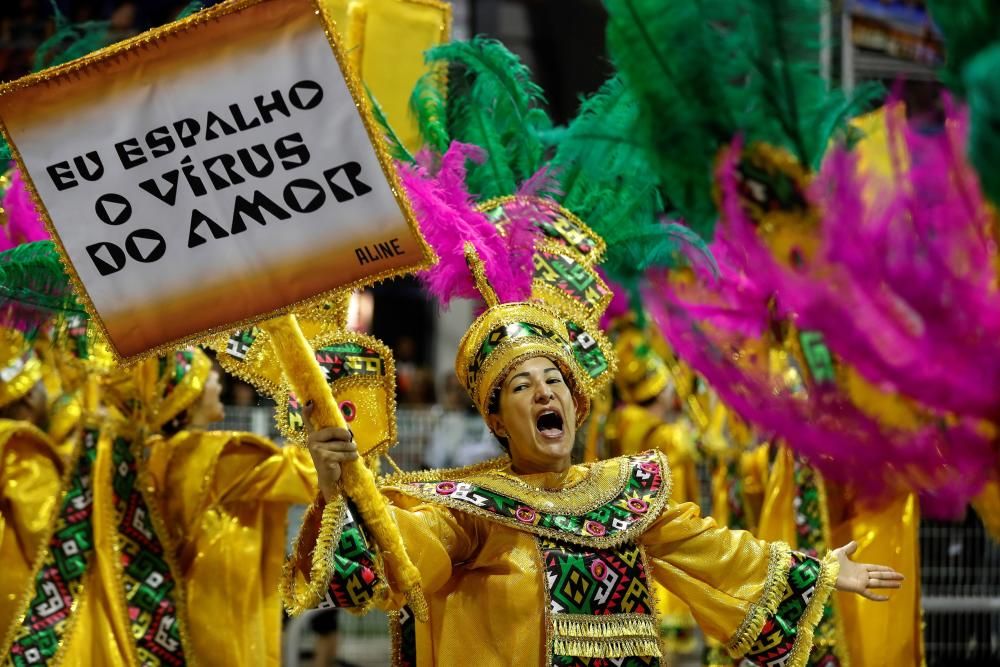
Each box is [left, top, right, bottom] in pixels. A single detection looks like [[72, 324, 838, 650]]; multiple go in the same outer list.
[[488, 356, 578, 472]]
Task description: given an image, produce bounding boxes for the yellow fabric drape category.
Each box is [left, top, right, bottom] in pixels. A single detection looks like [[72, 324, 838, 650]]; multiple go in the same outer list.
[[0, 420, 65, 643], [287, 456, 835, 667], [756, 444, 924, 667], [831, 488, 925, 667], [147, 431, 317, 667]]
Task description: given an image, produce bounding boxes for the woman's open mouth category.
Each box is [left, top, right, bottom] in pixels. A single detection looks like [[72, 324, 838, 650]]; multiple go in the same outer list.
[[535, 410, 564, 438]]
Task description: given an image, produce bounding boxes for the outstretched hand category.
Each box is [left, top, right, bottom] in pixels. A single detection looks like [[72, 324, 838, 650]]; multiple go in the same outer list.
[[831, 541, 904, 601], [303, 401, 359, 501]]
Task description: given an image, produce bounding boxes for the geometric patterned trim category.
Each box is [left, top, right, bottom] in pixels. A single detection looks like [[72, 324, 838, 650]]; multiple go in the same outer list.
[[389, 452, 671, 549], [477, 195, 606, 265], [316, 501, 383, 611], [539, 537, 661, 665], [3, 428, 98, 667], [109, 435, 188, 666], [741, 552, 841, 667], [790, 458, 847, 667]]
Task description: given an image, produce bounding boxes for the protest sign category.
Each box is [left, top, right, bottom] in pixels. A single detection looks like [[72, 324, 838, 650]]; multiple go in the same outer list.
[[0, 0, 433, 360]]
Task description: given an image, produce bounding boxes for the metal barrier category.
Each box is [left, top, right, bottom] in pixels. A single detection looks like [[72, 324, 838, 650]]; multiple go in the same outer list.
[[214, 406, 1000, 665]]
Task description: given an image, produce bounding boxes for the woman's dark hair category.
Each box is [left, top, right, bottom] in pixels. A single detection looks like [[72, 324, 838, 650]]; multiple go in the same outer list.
[[161, 409, 190, 437], [486, 389, 510, 454]]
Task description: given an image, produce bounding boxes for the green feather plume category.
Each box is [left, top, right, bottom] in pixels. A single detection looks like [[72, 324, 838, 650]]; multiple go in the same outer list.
[[410, 70, 451, 155], [419, 37, 552, 198], [965, 44, 1000, 207], [36, 2, 110, 71], [0, 241, 86, 338], [604, 0, 881, 235], [738, 0, 882, 169], [175, 1, 206, 20], [545, 76, 717, 292], [927, 0, 1000, 98], [366, 85, 415, 163]]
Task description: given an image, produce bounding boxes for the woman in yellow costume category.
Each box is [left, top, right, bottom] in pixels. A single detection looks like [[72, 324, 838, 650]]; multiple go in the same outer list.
[[3, 345, 315, 667], [286, 249, 903, 666], [142, 349, 318, 667]]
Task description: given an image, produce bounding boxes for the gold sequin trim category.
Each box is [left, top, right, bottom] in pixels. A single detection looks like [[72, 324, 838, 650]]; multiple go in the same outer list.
[[725, 540, 794, 657], [785, 551, 841, 667]]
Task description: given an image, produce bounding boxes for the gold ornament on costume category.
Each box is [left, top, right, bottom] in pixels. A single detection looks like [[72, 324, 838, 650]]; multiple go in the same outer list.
[[0, 327, 42, 409], [276, 331, 398, 456], [455, 244, 615, 424], [206, 298, 350, 399]]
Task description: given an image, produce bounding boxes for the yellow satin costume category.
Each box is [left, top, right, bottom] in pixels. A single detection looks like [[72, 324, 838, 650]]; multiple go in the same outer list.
[[603, 315, 702, 653], [285, 451, 840, 667], [147, 430, 316, 667], [753, 444, 925, 667], [0, 420, 65, 644]]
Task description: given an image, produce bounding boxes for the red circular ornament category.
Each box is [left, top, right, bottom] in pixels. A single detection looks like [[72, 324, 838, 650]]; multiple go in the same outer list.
[[435, 481, 457, 495], [515, 506, 537, 524], [339, 401, 357, 422], [627, 498, 649, 514], [584, 520, 607, 537]]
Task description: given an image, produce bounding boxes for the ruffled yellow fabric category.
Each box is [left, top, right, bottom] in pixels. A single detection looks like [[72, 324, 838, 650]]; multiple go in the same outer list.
[[724, 540, 795, 657]]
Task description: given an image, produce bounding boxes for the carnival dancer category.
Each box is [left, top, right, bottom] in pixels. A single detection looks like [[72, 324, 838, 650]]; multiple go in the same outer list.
[[284, 240, 905, 666]]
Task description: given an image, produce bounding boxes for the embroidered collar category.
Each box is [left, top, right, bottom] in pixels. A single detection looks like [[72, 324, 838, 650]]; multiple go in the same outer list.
[[383, 451, 672, 548]]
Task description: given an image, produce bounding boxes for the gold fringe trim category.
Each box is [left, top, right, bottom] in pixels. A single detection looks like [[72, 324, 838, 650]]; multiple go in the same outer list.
[[552, 638, 662, 659], [280, 495, 346, 616], [552, 614, 662, 659], [726, 540, 794, 657], [784, 551, 841, 667], [279, 493, 390, 617]]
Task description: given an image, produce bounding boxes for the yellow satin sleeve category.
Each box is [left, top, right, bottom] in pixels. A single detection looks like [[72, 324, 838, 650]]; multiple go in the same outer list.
[[0, 420, 64, 640], [148, 431, 318, 667], [639, 501, 794, 654]]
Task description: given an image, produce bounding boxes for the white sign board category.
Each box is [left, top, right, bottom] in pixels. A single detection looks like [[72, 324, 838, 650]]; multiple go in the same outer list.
[[0, 0, 432, 359]]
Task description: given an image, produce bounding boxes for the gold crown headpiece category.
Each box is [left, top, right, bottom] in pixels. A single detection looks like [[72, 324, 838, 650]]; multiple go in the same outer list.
[[455, 242, 615, 424]]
